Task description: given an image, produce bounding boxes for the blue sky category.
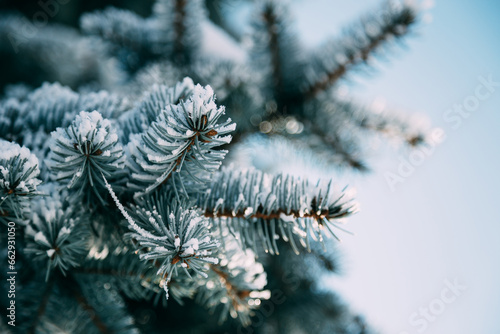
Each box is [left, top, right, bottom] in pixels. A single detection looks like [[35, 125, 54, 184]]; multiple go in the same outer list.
[[227, 0, 500, 333], [288, 1, 500, 333]]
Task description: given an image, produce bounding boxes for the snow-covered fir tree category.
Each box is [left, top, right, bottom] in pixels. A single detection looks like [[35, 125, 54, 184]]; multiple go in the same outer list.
[[0, 0, 430, 333]]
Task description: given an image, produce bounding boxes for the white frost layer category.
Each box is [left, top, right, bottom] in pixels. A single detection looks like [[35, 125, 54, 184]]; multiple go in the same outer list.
[[74, 111, 111, 143], [0, 140, 40, 175], [0, 140, 41, 192]]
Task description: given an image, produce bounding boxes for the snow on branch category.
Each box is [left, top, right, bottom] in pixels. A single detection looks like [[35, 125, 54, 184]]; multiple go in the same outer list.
[[199, 167, 358, 254], [126, 193, 220, 299], [49, 110, 125, 204], [128, 83, 235, 196], [0, 140, 42, 225]]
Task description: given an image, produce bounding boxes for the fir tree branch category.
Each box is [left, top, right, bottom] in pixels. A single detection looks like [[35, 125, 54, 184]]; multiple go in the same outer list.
[[203, 203, 352, 221], [25, 197, 90, 281], [199, 168, 358, 254], [349, 102, 426, 146], [81, 7, 151, 52], [303, 96, 428, 169], [250, 0, 303, 110], [195, 228, 266, 326], [0, 0, 432, 330], [303, 3, 417, 99], [65, 277, 111, 334], [128, 83, 235, 196], [209, 264, 251, 312], [120, 78, 195, 137], [308, 121, 368, 171], [173, 0, 188, 60], [153, 0, 204, 65], [262, 3, 284, 103], [80, 7, 167, 72], [74, 247, 173, 302], [27, 278, 55, 334], [0, 140, 42, 226], [123, 191, 220, 297], [0, 14, 120, 88], [48, 110, 126, 205]]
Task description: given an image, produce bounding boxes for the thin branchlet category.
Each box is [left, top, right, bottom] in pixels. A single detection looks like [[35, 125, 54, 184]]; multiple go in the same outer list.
[[67, 280, 111, 334], [304, 5, 416, 98], [174, 0, 188, 61], [262, 4, 284, 102], [27, 279, 56, 334]]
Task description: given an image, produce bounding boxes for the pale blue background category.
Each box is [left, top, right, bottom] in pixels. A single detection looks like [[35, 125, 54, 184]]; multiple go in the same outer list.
[[227, 0, 500, 333], [294, 1, 500, 333]]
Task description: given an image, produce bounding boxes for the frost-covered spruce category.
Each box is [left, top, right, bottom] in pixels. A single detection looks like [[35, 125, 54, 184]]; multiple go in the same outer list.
[[0, 140, 42, 225], [22, 82, 80, 133], [119, 77, 195, 139], [49, 110, 125, 204], [128, 84, 235, 196], [191, 60, 265, 133], [198, 226, 267, 325], [81, 6, 168, 72], [25, 196, 89, 280], [152, 0, 206, 64], [126, 193, 219, 299], [200, 167, 359, 254], [0, 97, 25, 142]]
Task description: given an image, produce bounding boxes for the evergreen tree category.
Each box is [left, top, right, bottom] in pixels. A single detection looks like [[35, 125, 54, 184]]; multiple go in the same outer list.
[[0, 1, 430, 333]]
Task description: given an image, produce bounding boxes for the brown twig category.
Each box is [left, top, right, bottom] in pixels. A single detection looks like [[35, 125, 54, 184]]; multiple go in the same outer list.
[[28, 278, 56, 334], [305, 14, 414, 99]]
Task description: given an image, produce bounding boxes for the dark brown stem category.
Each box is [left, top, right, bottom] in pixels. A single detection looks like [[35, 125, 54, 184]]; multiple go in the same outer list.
[[28, 278, 56, 334], [210, 265, 250, 311], [68, 281, 111, 334], [309, 122, 368, 171], [305, 17, 414, 99], [262, 5, 284, 108], [160, 124, 218, 186], [174, 0, 187, 62], [203, 198, 351, 221], [204, 208, 329, 221]]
